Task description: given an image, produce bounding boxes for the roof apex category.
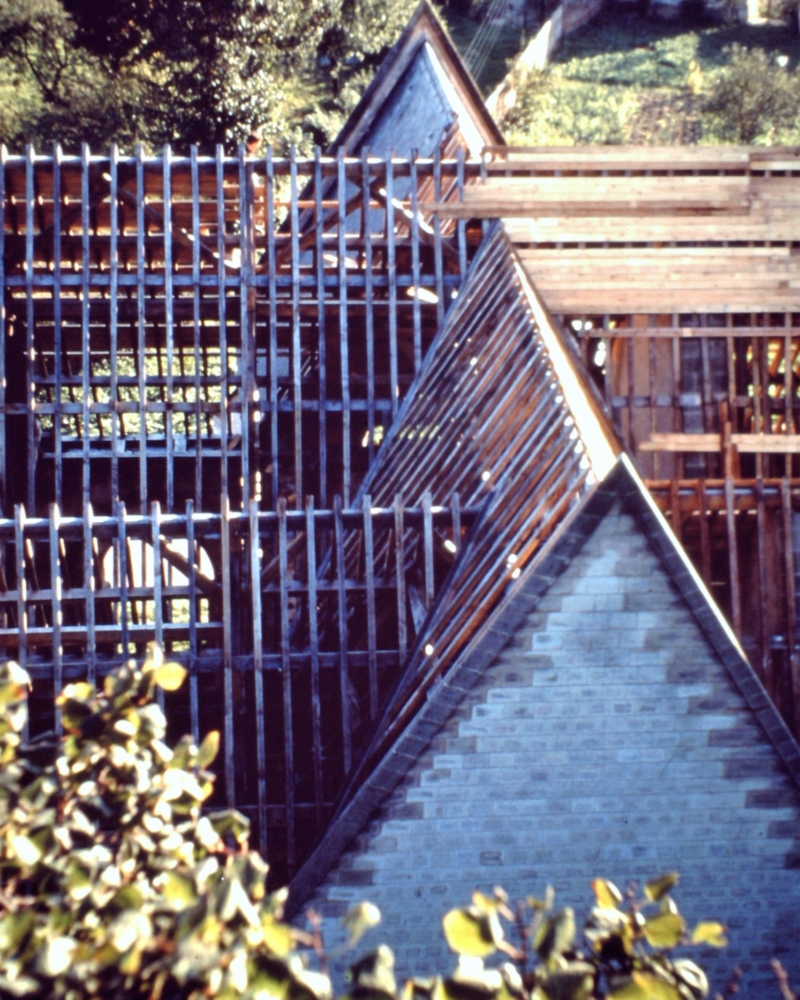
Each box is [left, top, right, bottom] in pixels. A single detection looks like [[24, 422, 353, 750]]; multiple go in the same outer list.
[[329, 0, 503, 156]]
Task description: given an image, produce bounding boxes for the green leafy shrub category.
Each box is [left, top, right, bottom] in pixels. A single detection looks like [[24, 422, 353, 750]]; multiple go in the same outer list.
[[0, 650, 723, 1000], [701, 44, 800, 142]]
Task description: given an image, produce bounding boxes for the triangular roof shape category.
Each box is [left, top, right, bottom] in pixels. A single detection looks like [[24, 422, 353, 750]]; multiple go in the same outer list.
[[287, 224, 800, 912], [329, 0, 503, 158]]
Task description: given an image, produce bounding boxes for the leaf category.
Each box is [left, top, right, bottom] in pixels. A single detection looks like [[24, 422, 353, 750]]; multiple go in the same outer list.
[[162, 871, 197, 906], [642, 912, 685, 949], [690, 922, 727, 948], [10, 834, 41, 867], [644, 874, 680, 902], [153, 661, 187, 692], [534, 909, 575, 964], [631, 973, 681, 1000], [591, 879, 623, 909], [37, 937, 75, 977], [608, 977, 648, 1000], [442, 908, 502, 957], [347, 945, 396, 995], [539, 963, 595, 1000], [196, 730, 220, 768], [672, 961, 709, 1000], [342, 901, 381, 946], [262, 917, 295, 957]]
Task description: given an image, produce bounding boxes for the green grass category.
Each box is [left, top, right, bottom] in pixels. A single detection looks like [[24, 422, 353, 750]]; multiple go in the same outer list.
[[442, 9, 527, 93], [502, 7, 800, 144]]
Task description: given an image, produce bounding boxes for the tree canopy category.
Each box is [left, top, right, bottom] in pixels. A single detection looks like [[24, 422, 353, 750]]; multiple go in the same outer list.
[[0, 0, 419, 152]]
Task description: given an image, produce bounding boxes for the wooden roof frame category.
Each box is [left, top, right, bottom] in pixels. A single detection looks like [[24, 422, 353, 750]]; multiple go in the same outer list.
[[328, 0, 504, 155]]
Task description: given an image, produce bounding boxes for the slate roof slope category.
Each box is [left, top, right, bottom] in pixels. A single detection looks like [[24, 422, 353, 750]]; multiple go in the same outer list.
[[330, 0, 502, 159], [287, 225, 800, 912]]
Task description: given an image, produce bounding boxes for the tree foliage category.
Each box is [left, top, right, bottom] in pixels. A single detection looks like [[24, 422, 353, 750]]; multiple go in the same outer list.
[[0, 0, 418, 151], [0, 648, 725, 1000]]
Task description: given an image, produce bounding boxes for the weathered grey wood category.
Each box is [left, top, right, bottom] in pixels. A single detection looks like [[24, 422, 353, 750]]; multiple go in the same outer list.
[[164, 146, 176, 511], [423, 491, 434, 609], [291, 148, 303, 508], [277, 496, 295, 869], [189, 146, 203, 509], [136, 145, 148, 509], [216, 146, 229, 500], [394, 493, 407, 663], [410, 152, 422, 373], [49, 503, 62, 726], [315, 149, 328, 505], [238, 144, 253, 509], [306, 495, 323, 827], [338, 149, 351, 506], [334, 494, 351, 773], [725, 475, 742, 636], [249, 498, 268, 857], [151, 500, 165, 710], [433, 146, 444, 329], [51, 146, 64, 509], [25, 147, 35, 514], [386, 157, 399, 419], [456, 146, 467, 278], [363, 494, 378, 719], [362, 149, 376, 468], [109, 145, 120, 506], [782, 478, 799, 726], [221, 493, 235, 806], [116, 501, 130, 655], [266, 146, 279, 505], [0, 145, 5, 515], [83, 499, 96, 684], [186, 499, 199, 742], [756, 477, 771, 691]]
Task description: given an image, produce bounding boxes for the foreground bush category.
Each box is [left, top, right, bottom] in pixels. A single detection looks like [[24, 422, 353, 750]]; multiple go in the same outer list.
[[0, 651, 724, 1000]]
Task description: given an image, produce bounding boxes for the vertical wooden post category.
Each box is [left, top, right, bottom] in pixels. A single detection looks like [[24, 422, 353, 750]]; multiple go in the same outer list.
[[14, 505, 28, 737], [136, 145, 148, 510], [249, 498, 267, 858], [186, 499, 198, 742], [163, 146, 175, 511], [433, 146, 444, 328], [314, 148, 328, 505], [755, 477, 771, 692], [221, 494, 235, 806], [238, 144, 254, 510], [84, 500, 95, 685], [386, 156, 399, 419], [109, 144, 120, 506], [456, 146, 467, 278], [361, 148, 376, 469], [266, 147, 279, 506], [669, 478, 682, 544], [698, 480, 712, 588], [363, 494, 378, 719], [52, 144, 64, 509], [423, 490, 434, 609], [394, 493, 407, 664], [0, 145, 6, 514], [151, 501, 164, 707], [334, 494, 351, 774], [116, 501, 129, 659], [216, 146, 229, 500], [190, 147, 204, 511], [781, 478, 799, 728], [306, 496, 323, 828], [25, 146, 36, 514], [49, 503, 62, 729], [81, 144, 92, 516], [451, 491, 461, 552], [337, 149, 351, 506], [410, 151, 422, 374], [277, 496, 295, 870], [290, 148, 303, 508], [725, 476, 742, 638]]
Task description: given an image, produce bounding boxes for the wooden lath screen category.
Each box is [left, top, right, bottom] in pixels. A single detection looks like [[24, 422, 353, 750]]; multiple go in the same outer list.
[[0, 146, 485, 521], [0, 495, 474, 883], [647, 477, 800, 734], [563, 317, 800, 480], [334, 225, 616, 805]]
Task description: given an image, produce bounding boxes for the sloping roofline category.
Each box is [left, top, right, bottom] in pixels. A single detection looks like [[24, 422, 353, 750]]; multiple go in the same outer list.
[[287, 455, 800, 913], [329, 0, 504, 154]]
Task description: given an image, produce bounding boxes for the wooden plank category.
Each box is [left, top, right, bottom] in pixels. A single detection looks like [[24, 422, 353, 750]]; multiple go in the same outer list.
[[639, 433, 720, 452], [116, 501, 130, 657], [334, 494, 351, 774], [697, 480, 712, 588], [186, 499, 198, 743], [314, 149, 328, 505], [362, 148, 376, 469], [781, 478, 800, 728], [267, 147, 279, 505], [394, 493, 407, 663], [725, 476, 742, 637], [52, 146, 64, 509], [216, 146, 229, 499], [291, 148, 303, 508], [249, 498, 267, 858], [363, 494, 378, 719], [433, 146, 444, 329], [423, 490, 434, 609], [190, 146, 203, 510], [163, 145, 175, 511], [756, 478, 771, 691], [151, 501, 164, 708], [277, 496, 295, 870], [386, 158, 399, 419], [221, 493, 235, 807], [410, 152, 422, 374], [25, 147, 35, 513], [0, 145, 5, 514], [136, 145, 148, 509], [338, 149, 351, 506], [49, 503, 62, 726], [109, 145, 120, 506], [238, 143, 253, 509], [305, 495, 323, 830], [83, 499, 95, 684]]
